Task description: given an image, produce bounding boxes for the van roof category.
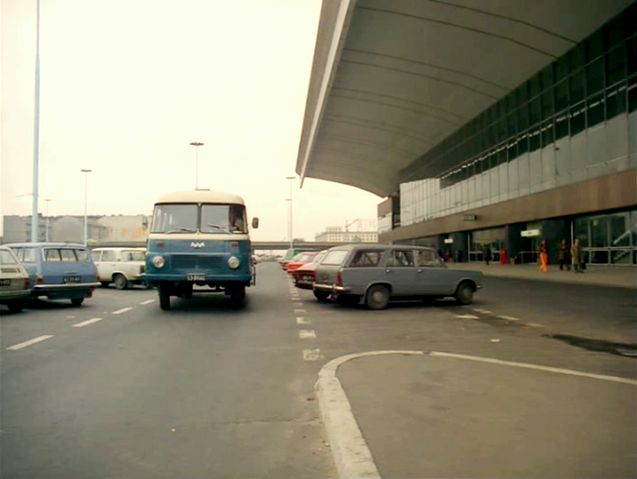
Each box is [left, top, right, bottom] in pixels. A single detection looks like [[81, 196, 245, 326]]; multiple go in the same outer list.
[[154, 190, 245, 205]]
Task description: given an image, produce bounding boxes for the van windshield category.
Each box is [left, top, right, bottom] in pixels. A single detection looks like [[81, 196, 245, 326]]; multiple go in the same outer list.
[[151, 203, 247, 234]]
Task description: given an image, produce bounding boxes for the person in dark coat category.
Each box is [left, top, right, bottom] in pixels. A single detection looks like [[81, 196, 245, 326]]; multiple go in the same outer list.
[[483, 244, 491, 266]]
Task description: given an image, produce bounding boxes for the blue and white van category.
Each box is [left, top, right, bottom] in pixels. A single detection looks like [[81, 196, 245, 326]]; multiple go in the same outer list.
[[5, 242, 100, 306], [144, 190, 258, 310]]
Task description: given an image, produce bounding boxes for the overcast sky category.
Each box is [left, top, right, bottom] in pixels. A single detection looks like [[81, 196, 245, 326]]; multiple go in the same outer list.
[[1, 0, 381, 241]]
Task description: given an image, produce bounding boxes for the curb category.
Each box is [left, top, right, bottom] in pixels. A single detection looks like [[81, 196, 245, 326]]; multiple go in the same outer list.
[[314, 350, 424, 479]]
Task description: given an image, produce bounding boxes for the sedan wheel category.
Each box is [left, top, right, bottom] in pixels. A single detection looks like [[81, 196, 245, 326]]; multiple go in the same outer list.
[[71, 298, 84, 306], [454, 282, 474, 305], [365, 285, 390, 310], [313, 290, 329, 302]]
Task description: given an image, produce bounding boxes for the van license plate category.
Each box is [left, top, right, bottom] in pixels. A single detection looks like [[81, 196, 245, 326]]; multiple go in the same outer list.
[[187, 273, 205, 281], [63, 275, 81, 283]]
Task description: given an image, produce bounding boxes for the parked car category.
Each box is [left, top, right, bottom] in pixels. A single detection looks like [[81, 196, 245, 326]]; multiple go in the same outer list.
[[286, 251, 319, 274], [313, 244, 483, 309], [0, 246, 31, 313], [92, 247, 146, 289], [291, 250, 328, 289], [6, 243, 100, 306], [279, 248, 316, 271]]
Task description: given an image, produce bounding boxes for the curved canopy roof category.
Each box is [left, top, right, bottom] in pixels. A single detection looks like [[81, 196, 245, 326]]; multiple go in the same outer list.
[[296, 0, 634, 197]]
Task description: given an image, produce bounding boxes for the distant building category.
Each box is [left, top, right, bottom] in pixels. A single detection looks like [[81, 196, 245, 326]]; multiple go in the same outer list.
[[315, 219, 378, 243]]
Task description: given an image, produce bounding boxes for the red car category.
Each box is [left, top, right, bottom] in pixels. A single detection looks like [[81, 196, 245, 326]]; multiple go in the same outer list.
[[290, 251, 327, 289], [286, 252, 319, 274]]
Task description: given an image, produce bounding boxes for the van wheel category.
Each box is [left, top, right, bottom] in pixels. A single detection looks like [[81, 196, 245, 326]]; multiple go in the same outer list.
[[229, 286, 246, 308], [313, 290, 329, 302], [365, 285, 390, 310], [71, 298, 84, 306], [113, 274, 128, 290], [159, 285, 171, 310], [454, 282, 474, 305]]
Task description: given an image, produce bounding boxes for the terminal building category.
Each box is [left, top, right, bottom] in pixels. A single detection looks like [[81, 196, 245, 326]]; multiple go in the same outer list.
[[297, 0, 636, 265]]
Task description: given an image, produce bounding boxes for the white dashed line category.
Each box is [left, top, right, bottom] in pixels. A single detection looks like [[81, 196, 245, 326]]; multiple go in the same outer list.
[[7, 335, 54, 351], [73, 317, 104, 328], [455, 314, 479, 319], [139, 299, 154, 305], [303, 349, 322, 361], [296, 316, 311, 325], [112, 307, 133, 315], [299, 329, 317, 339], [526, 322, 546, 328], [473, 308, 493, 314], [293, 302, 304, 307], [497, 315, 520, 321], [294, 309, 307, 314]]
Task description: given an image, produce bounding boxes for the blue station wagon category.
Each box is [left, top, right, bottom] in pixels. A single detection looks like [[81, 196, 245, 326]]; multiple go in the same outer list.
[[6, 243, 100, 306], [313, 244, 484, 309]]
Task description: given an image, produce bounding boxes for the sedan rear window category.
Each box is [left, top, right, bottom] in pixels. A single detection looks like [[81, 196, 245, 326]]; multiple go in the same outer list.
[[349, 250, 384, 267], [322, 250, 349, 265]]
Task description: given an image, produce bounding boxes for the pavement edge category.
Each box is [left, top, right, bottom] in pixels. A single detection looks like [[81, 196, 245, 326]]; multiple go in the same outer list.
[[314, 350, 425, 479]]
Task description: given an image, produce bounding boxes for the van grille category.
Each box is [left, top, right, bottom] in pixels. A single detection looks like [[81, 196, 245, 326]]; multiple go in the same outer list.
[[171, 255, 223, 271]]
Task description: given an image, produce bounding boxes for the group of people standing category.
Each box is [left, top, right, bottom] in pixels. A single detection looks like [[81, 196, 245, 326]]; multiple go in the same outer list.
[[557, 238, 586, 273]]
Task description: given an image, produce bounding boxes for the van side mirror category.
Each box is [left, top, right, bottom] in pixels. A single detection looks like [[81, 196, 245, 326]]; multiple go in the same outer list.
[[251, 217, 259, 229]]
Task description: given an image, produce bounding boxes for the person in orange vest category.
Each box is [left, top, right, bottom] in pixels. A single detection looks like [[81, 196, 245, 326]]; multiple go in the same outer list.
[[539, 239, 548, 273]]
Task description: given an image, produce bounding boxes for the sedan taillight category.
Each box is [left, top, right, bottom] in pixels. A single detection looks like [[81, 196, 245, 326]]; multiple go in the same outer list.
[[336, 270, 343, 286]]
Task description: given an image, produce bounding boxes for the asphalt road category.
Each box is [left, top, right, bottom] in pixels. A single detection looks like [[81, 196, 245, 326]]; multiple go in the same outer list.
[[1, 262, 635, 478]]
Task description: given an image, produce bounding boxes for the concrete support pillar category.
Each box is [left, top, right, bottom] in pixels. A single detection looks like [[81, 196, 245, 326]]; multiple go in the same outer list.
[[505, 224, 525, 263], [450, 232, 468, 263], [540, 218, 570, 264]]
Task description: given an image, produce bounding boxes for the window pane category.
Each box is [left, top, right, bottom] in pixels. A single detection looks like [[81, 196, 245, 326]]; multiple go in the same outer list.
[[606, 88, 626, 118], [570, 69, 585, 103], [387, 250, 414, 267], [587, 94, 605, 128], [45, 249, 62, 262], [555, 80, 569, 112], [151, 204, 197, 233], [75, 249, 89, 261], [0, 250, 18, 264], [586, 58, 605, 95], [606, 44, 626, 86], [60, 249, 76, 262], [349, 250, 384, 267], [570, 106, 586, 135], [322, 250, 348, 265], [590, 217, 608, 247]]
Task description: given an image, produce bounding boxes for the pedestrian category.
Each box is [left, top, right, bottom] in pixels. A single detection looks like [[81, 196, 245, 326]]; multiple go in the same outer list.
[[557, 239, 567, 270], [483, 244, 491, 266], [571, 238, 583, 273], [539, 240, 548, 273]]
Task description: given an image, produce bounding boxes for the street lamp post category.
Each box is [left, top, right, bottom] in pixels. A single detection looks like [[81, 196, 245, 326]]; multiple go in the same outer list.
[[80, 169, 92, 245], [189, 142, 204, 189], [43, 198, 52, 242], [31, 0, 41, 243], [285, 176, 295, 248]]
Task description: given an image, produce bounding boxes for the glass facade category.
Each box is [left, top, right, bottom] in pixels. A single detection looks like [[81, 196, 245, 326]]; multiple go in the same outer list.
[[574, 209, 637, 264], [400, 5, 636, 227]]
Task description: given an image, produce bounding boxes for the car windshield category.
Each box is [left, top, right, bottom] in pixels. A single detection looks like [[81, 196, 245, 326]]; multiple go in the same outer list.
[[201, 204, 247, 234], [151, 204, 247, 234], [151, 204, 198, 233]]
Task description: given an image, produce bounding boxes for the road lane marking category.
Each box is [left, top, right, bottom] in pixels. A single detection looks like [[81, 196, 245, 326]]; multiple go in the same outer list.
[[296, 316, 311, 325], [112, 307, 133, 315], [139, 299, 154, 305], [455, 314, 479, 319], [299, 329, 317, 339], [473, 308, 493, 314], [303, 349, 322, 361], [294, 308, 307, 314], [7, 335, 54, 351], [497, 315, 520, 321], [293, 302, 304, 307], [73, 317, 103, 328], [430, 351, 637, 386], [526, 322, 546, 328]]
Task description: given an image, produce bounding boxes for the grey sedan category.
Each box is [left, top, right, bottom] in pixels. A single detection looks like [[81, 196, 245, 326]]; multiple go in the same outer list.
[[313, 244, 483, 310]]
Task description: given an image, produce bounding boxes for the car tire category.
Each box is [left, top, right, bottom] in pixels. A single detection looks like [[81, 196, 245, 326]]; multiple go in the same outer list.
[[71, 298, 84, 306], [7, 301, 24, 313], [454, 281, 474, 305], [159, 285, 171, 311], [313, 290, 329, 302], [113, 274, 128, 290], [365, 284, 390, 310]]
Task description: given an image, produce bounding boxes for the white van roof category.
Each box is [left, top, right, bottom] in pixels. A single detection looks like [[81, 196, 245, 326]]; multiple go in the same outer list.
[[154, 190, 245, 205]]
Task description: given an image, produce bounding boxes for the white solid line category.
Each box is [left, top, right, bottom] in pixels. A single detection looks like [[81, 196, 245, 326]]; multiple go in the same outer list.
[[112, 307, 133, 315], [299, 329, 317, 339], [497, 315, 520, 321], [296, 316, 311, 325], [473, 308, 493, 314], [455, 314, 479, 319], [430, 351, 637, 386], [303, 349, 322, 361], [7, 335, 54, 351], [139, 299, 154, 305], [73, 317, 103, 328]]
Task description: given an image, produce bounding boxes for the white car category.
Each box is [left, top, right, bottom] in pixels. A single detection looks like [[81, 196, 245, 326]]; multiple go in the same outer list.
[[92, 247, 146, 289], [0, 246, 31, 312]]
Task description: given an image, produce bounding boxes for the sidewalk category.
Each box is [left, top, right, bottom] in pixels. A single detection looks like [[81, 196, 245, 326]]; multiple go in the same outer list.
[[449, 262, 637, 289]]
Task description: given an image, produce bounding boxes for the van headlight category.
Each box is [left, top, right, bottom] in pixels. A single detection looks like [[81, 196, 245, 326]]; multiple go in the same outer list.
[[152, 255, 165, 269], [228, 256, 240, 269]]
